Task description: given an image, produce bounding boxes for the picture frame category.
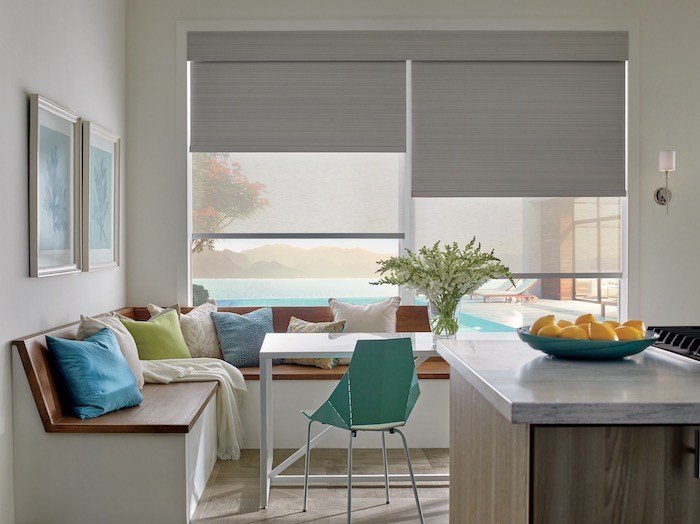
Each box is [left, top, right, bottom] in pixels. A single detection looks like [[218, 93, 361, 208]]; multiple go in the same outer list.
[[29, 94, 82, 277], [82, 121, 120, 271]]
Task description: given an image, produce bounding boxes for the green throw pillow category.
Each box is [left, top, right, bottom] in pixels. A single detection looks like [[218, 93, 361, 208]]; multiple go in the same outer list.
[[120, 309, 191, 360], [284, 316, 346, 369]]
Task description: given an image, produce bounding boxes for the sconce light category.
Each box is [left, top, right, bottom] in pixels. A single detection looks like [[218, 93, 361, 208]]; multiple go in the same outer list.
[[654, 150, 676, 211]]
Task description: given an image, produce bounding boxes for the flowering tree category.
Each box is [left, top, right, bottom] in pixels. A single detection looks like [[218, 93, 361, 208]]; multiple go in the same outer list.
[[192, 153, 269, 252]]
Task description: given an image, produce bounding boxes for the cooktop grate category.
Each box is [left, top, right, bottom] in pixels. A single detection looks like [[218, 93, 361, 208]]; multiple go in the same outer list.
[[648, 326, 700, 362]]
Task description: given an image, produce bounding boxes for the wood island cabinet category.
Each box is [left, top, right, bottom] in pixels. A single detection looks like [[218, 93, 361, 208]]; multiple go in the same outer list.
[[450, 373, 700, 523]]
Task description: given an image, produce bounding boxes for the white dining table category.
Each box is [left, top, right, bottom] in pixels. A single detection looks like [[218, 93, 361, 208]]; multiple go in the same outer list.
[[258, 331, 444, 509]]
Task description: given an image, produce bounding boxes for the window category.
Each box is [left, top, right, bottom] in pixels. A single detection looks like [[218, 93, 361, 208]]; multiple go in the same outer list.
[[415, 197, 623, 328], [187, 30, 628, 329], [191, 153, 402, 306]]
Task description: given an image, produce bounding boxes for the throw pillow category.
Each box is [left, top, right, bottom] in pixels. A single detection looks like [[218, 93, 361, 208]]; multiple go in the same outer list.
[[147, 301, 222, 359], [329, 297, 401, 365], [212, 308, 279, 368], [284, 316, 346, 370], [77, 313, 145, 389], [328, 296, 401, 332], [46, 328, 143, 419], [119, 309, 191, 360]]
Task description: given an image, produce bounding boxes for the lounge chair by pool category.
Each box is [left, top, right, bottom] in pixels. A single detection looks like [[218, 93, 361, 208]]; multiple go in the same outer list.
[[474, 279, 539, 303], [469, 279, 518, 300]]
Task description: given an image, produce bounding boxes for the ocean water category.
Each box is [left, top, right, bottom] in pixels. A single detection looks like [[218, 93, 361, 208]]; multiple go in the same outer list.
[[194, 278, 513, 332]]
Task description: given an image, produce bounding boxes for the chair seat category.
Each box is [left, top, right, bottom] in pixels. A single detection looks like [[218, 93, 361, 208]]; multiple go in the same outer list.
[[302, 410, 404, 432]]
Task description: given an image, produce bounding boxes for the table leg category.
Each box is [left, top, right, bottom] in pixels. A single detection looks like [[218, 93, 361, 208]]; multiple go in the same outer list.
[[259, 357, 273, 509]]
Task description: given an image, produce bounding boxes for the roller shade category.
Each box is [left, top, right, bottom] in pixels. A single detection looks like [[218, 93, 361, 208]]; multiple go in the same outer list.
[[412, 61, 626, 197], [190, 61, 406, 152], [187, 31, 628, 62]]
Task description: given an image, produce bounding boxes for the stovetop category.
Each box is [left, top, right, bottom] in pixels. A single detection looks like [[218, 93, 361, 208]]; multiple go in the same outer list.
[[648, 326, 700, 363]]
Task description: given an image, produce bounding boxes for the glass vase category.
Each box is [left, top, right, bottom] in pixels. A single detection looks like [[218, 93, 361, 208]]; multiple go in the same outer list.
[[428, 298, 461, 340]]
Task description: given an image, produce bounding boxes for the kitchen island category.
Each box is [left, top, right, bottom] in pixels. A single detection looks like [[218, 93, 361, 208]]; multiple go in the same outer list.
[[436, 333, 700, 524]]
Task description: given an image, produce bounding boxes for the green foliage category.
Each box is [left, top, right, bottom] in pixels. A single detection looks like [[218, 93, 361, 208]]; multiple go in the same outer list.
[[192, 284, 210, 307], [373, 239, 513, 336]]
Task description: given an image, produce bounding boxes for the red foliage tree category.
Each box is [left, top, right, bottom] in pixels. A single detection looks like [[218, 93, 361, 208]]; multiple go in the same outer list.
[[192, 153, 269, 252]]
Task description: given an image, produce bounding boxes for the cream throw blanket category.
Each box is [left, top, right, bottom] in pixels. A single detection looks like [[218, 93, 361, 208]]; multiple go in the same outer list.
[[141, 358, 247, 460]]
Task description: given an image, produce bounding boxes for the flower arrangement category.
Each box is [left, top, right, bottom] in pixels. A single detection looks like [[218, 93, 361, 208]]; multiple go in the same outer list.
[[373, 239, 513, 338]]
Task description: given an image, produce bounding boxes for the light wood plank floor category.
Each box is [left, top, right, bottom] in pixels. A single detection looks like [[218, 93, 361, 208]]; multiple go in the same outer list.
[[192, 448, 449, 523]]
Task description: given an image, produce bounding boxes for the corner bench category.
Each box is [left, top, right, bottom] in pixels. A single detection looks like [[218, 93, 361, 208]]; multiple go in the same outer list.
[[12, 315, 219, 524], [12, 305, 447, 523]]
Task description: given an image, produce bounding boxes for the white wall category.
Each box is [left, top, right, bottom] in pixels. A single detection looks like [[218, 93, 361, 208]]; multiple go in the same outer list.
[[0, 1, 126, 522], [125, 0, 700, 324]]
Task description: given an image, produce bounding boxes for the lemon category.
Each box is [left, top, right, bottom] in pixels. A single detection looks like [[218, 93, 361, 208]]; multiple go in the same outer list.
[[589, 322, 619, 341], [615, 326, 645, 341], [559, 325, 589, 340], [577, 322, 592, 334], [530, 315, 556, 335], [538, 324, 563, 338], [575, 313, 597, 325], [623, 320, 647, 334], [557, 319, 574, 328], [603, 320, 621, 328]]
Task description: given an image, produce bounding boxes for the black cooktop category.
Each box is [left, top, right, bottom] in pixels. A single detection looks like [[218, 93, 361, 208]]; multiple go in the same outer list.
[[648, 326, 700, 363]]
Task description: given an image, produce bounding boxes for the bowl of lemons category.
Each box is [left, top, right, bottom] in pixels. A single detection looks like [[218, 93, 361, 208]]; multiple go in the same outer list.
[[517, 314, 658, 360]]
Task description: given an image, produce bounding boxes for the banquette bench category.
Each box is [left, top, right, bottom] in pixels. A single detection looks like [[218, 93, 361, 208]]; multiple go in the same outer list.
[[12, 305, 445, 524]]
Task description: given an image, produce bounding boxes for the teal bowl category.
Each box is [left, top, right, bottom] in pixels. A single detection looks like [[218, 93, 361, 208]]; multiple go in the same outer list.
[[517, 327, 659, 360]]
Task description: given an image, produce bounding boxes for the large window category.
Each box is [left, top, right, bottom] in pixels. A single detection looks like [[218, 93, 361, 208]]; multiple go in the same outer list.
[[187, 30, 628, 330]]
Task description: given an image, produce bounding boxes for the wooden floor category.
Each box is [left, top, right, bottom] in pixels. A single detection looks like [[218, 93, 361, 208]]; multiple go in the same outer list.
[[192, 448, 449, 523]]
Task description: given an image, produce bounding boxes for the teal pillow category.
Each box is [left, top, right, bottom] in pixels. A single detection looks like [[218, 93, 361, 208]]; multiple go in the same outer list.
[[212, 308, 281, 367], [46, 328, 143, 419]]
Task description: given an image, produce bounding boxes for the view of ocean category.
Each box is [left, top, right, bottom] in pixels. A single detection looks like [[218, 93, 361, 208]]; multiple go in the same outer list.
[[193, 278, 396, 306], [194, 278, 513, 332]]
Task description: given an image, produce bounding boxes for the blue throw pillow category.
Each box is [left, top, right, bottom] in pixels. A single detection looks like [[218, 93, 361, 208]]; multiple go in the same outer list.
[[46, 328, 143, 419], [212, 308, 281, 367]]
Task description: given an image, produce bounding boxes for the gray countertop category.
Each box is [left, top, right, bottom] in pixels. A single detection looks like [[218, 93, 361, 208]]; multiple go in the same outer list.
[[436, 333, 700, 425]]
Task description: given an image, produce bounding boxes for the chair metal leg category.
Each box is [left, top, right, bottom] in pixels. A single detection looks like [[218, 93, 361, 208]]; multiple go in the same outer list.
[[347, 430, 356, 523], [393, 428, 424, 524], [302, 419, 313, 512], [381, 431, 390, 504]]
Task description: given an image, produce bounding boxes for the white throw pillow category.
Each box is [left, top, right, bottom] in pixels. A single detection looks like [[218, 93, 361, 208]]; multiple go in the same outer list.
[[147, 301, 222, 359], [77, 313, 145, 389], [328, 297, 401, 332]]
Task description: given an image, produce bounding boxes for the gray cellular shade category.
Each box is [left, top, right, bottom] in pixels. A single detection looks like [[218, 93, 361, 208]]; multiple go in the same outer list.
[[412, 61, 626, 197], [187, 31, 628, 62], [190, 61, 406, 152]]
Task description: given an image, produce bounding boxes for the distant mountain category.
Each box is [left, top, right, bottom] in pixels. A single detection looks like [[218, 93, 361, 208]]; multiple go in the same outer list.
[[192, 244, 391, 278], [247, 260, 303, 278], [192, 249, 250, 278]]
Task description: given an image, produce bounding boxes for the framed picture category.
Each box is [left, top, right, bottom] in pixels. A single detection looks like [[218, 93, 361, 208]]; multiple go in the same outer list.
[[82, 121, 120, 270], [29, 94, 82, 277]]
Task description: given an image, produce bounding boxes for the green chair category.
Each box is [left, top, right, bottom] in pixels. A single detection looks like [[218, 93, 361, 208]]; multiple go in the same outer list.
[[301, 338, 424, 523]]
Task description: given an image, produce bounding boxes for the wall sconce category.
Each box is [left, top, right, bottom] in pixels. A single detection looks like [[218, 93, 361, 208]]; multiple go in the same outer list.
[[654, 150, 676, 211]]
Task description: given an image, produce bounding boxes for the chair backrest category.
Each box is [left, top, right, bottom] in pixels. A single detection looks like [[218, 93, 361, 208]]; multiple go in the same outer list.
[[342, 338, 420, 427]]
